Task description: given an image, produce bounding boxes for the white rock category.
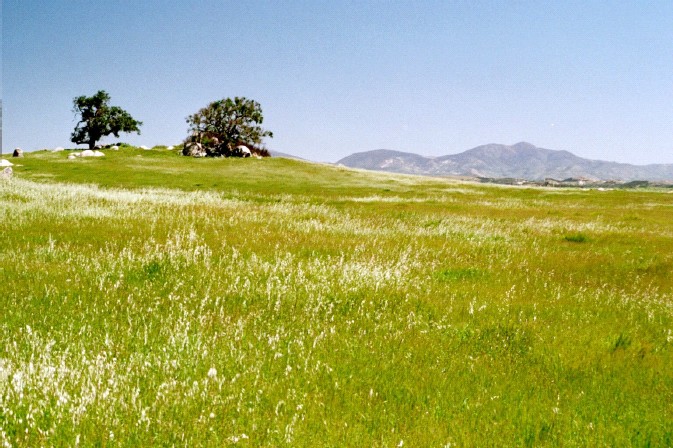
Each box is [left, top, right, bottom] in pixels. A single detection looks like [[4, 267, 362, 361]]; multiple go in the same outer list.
[[0, 159, 14, 167], [93, 150, 105, 157], [53, 147, 65, 152], [72, 152, 82, 157], [183, 142, 206, 157], [68, 154, 77, 160], [236, 145, 252, 157], [167, 146, 174, 150], [110, 145, 119, 151], [140, 145, 150, 150], [81, 150, 95, 157]]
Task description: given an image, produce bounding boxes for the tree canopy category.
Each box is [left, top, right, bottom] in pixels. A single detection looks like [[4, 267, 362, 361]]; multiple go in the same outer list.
[[186, 97, 272, 156], [71, 90, 142, 150]]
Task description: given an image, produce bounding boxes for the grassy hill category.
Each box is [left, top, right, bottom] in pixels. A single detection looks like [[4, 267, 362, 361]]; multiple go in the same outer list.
[[2, 147, 672, 446]]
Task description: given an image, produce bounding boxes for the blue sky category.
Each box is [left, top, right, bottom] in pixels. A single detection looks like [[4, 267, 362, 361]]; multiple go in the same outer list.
[[3, 0, 673, 163]]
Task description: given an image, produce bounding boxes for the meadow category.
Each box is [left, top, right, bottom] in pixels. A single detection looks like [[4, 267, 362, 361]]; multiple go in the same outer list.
[[1, 147, 672, 446]]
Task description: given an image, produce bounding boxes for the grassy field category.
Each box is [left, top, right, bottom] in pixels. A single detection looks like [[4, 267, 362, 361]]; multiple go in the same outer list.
[[1, 147, 672, 446]]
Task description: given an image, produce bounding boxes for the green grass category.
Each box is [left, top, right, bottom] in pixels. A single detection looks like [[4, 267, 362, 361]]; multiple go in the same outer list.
[[1, 147, 672, 446]]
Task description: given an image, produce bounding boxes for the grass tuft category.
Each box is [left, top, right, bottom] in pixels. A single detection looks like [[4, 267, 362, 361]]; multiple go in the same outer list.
[[564, 232, 589, 243]]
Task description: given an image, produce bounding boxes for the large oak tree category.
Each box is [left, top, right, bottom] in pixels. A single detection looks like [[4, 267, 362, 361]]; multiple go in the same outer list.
[[186, 97, 272, 156], [71, 90, 142, 150]]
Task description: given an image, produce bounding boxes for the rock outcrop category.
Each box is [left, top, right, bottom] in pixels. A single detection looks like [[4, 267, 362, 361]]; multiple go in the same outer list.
[[183, 141, 206, 157]]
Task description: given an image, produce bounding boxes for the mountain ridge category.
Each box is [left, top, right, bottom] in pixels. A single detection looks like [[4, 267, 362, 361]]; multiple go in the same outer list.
[[337, 142, 673, 181]]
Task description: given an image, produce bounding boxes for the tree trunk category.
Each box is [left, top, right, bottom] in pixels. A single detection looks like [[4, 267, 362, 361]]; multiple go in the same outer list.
[[88, 140, 96, 150]]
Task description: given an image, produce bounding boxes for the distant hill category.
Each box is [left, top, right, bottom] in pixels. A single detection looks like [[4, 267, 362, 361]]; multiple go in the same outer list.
[[337, 142, 673, 181], [269, 150, 306, 160]]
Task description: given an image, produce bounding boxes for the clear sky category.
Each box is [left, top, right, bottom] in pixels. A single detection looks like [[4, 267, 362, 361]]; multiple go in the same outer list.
[[3, 0, 673, 163]]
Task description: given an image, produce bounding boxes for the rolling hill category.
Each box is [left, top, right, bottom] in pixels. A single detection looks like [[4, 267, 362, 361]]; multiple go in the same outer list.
[[2, 146, 673, 445]]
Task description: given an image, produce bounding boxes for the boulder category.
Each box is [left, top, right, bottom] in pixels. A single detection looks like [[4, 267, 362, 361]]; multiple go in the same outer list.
[[68, 154, 77, 160], [13, 148, 24, 158], [80, 150, 95, 157], [167, 145, 174, 150], [234, 145, 252, 158], [53, 147, 65, 152], [0, 159, 14, 167], [0, 167, 12, 180], [93, 150, 105, 157], [110, 145, 119, 150], [140, 145, 150, 150], [183, 141, 206, 157]]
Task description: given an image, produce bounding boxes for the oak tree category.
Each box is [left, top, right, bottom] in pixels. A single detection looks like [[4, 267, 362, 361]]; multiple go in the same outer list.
[[71, 90, 142, 150], [186, 97, 272, 156]]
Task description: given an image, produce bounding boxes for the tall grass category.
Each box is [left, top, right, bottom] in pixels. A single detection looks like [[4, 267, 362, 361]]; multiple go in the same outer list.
[[1, 149, 672, 446]]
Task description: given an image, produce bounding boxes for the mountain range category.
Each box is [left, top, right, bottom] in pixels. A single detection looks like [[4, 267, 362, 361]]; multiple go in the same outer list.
[[336, 142, 673, 182]]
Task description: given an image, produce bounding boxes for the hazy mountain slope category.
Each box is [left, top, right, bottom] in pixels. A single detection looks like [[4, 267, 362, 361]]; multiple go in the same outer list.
[[269, 150, 306, 160], [337, 142, 673, 181], [337, 149, 435, 174]]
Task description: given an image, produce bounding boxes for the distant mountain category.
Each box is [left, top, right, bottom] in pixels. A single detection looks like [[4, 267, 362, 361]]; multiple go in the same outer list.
[[337, 142, 673, 181]]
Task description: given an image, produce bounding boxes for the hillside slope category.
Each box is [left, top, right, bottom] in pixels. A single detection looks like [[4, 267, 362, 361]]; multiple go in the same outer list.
[[2, 146, 673, 445]]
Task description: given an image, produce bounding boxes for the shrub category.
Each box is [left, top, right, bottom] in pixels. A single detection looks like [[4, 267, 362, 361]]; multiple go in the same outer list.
[[564, 232, 589, 243]]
